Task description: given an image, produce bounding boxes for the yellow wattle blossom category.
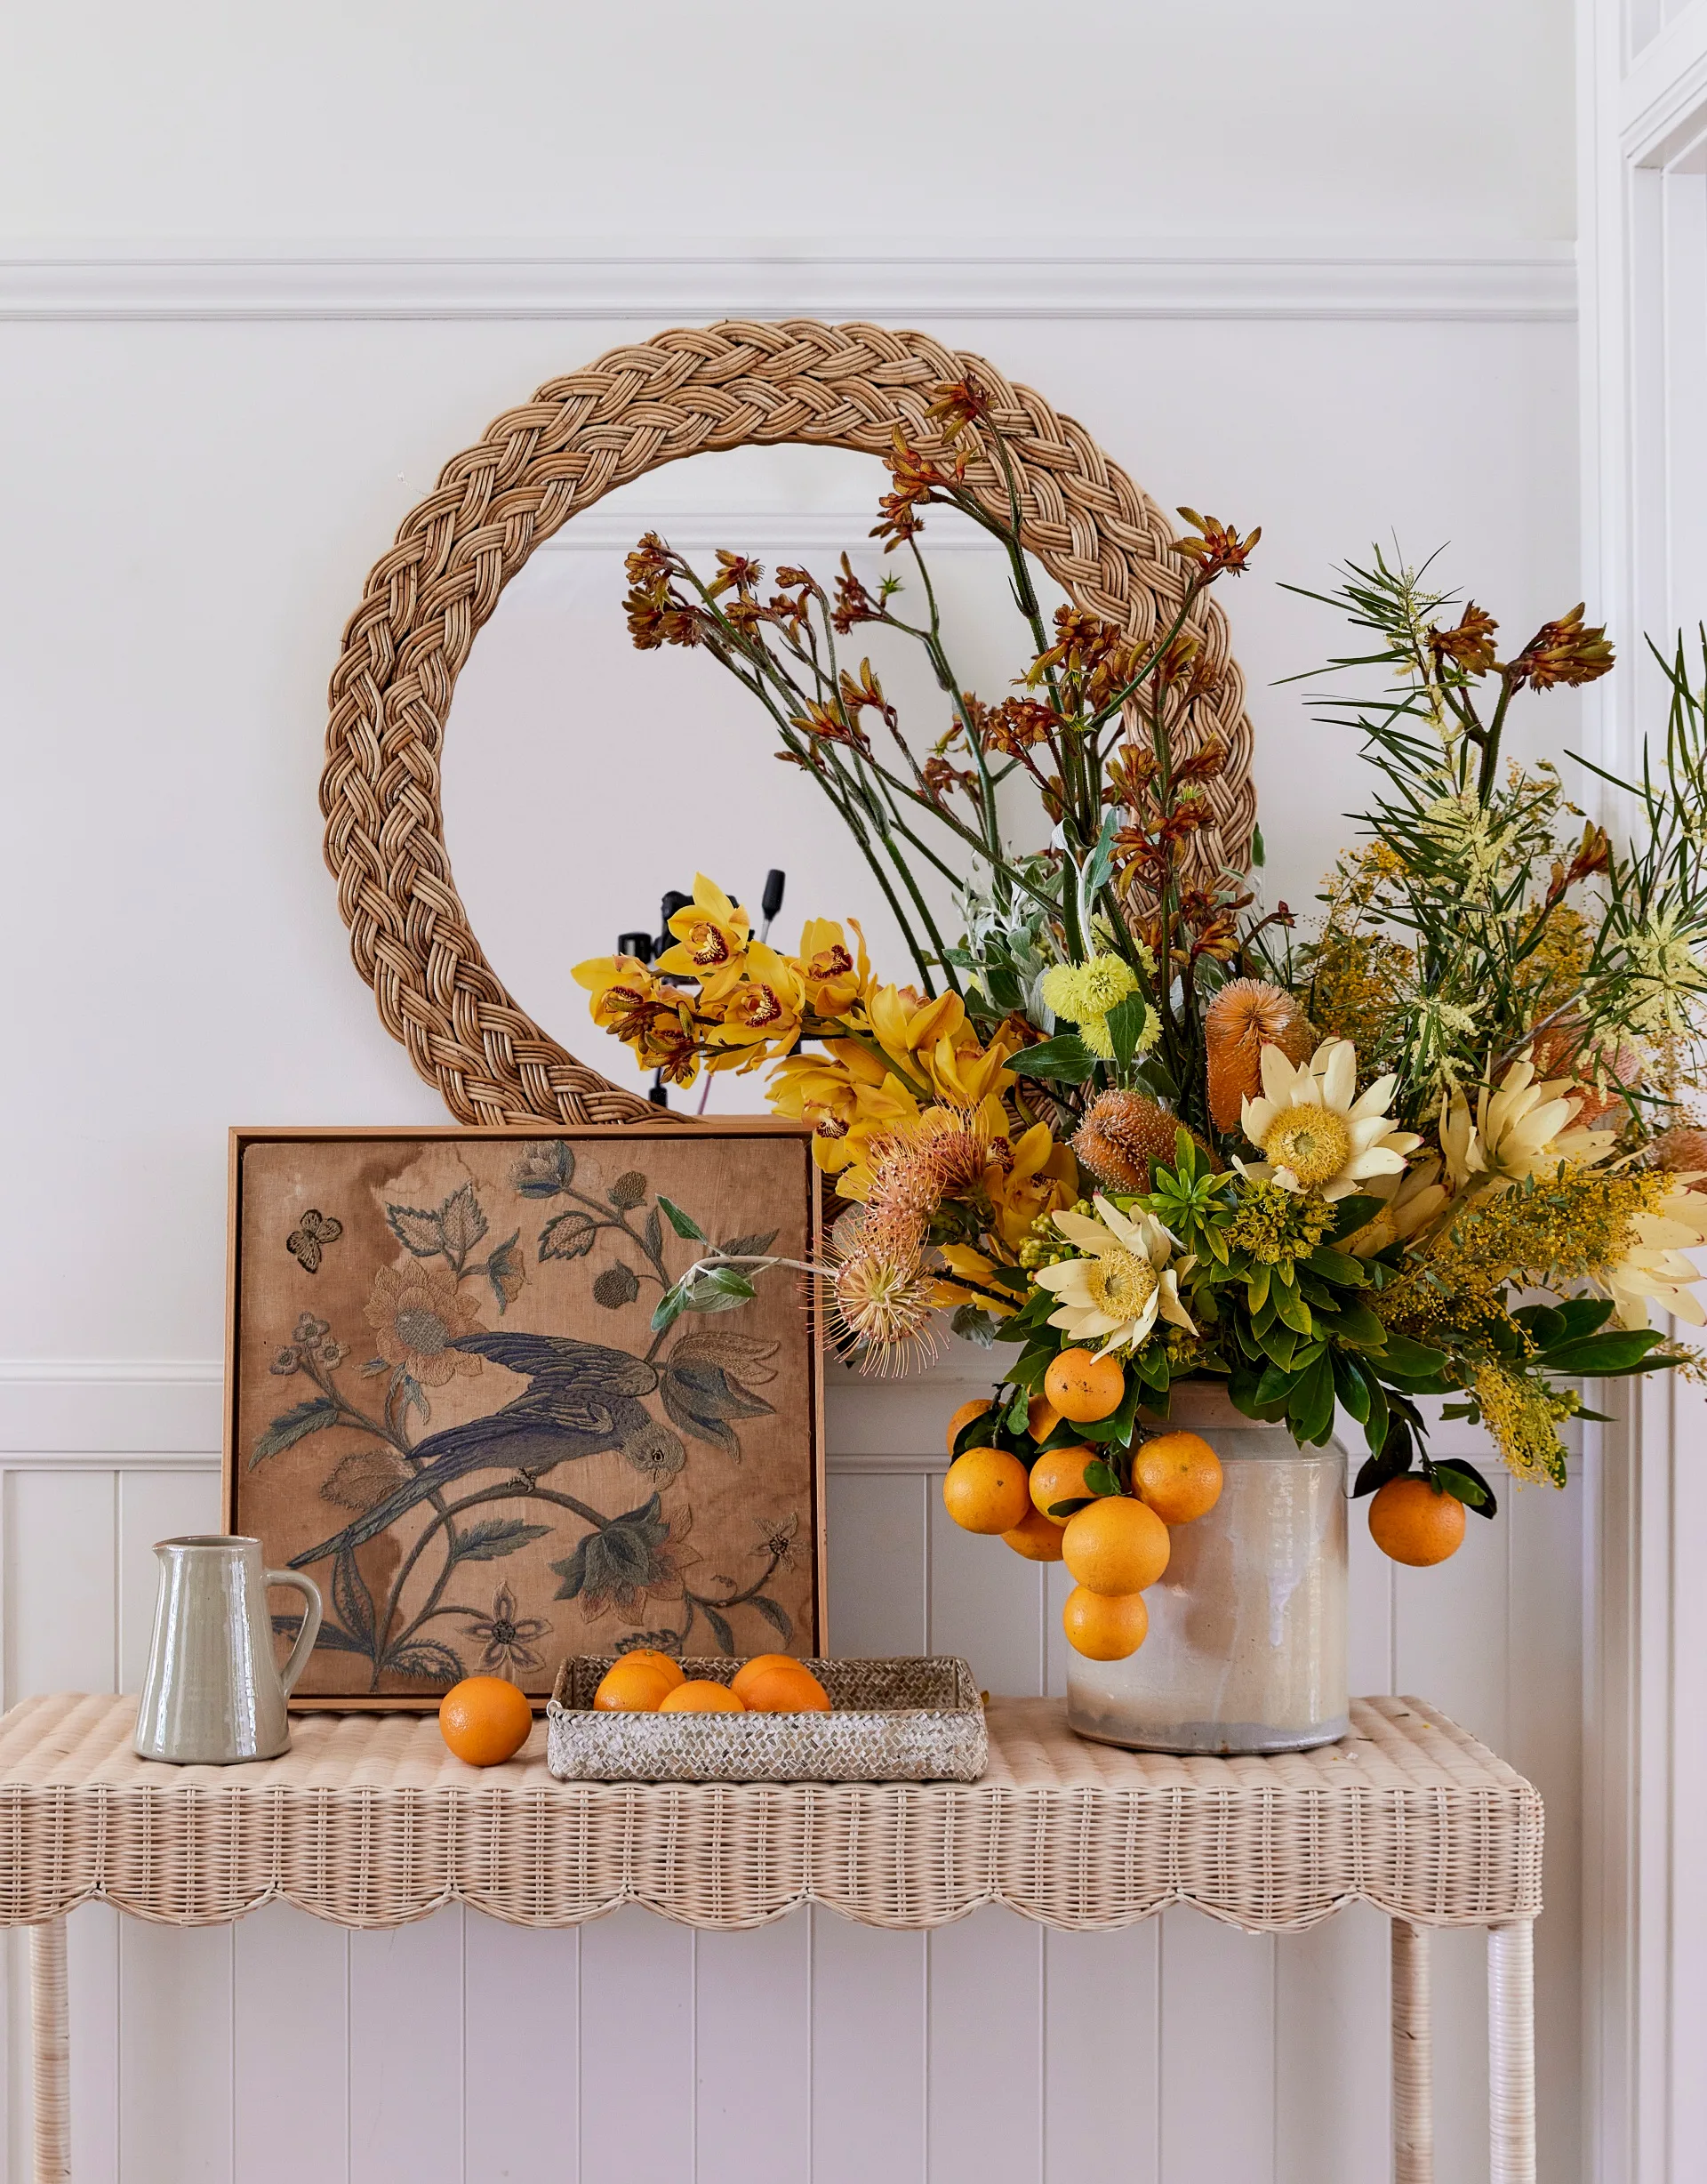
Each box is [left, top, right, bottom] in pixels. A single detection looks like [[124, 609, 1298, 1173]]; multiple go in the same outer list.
[[655, 873, 750, 999]]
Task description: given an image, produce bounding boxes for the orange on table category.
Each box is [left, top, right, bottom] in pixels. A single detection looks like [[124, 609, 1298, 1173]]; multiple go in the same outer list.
[[1002, 1506, 1067, 1562], [438, 1676, 533, 1765], [1045, 1347, 1127, 1424], [734, 1658, 831, 1713], [614, 1647, 685, 1690], [1133, 1432, 1223, 1526], [1062, 1586, 1149, 1660], [1062, 1495, 1171, 1594], [659, 1680, 747, 1713], [942, 1446, 1030, 1534], [1028, 1444, 1101, 1525], [1368, 1475, 1466, 1566], [944, 1396, 993, 1454], [593, 1657, 677, 1712]]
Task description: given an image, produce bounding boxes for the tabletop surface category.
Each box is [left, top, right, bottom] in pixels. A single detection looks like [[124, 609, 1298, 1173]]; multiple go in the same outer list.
[[0, 1691, 1542, 1934]]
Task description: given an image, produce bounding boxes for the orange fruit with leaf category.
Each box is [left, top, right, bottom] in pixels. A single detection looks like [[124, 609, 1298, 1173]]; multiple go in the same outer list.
[[1045, 1348, 1127, 1424], [1368, 1475, 1466, 1566], [1028, 1445, 1102, 1525], [945, 1397, 994, 1454]]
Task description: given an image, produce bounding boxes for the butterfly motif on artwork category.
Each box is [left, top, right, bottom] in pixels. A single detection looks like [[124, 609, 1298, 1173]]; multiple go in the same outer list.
[[286, 1209, 344, 1273]]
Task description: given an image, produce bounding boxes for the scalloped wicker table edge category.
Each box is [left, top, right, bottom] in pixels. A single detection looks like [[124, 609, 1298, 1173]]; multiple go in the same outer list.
[[0, 1692, 1538, 2184]]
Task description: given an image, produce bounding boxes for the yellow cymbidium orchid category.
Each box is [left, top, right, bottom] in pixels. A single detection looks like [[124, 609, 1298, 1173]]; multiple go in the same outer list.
[[572, 954, 661, 1035], [708, 943, 806, 1056], [983, 1118, 1081, 1249], [933, 1244, 1019, 1318], [796, 917, 872, 1018], [654, 873, 751, 999]]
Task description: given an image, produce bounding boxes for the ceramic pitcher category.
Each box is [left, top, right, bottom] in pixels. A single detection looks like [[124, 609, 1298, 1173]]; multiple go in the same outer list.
[[133, 1536, 323, 1764]]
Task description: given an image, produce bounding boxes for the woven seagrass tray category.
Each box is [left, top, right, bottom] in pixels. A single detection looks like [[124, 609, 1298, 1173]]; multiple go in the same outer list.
[[547, 1656, 988, 1783]]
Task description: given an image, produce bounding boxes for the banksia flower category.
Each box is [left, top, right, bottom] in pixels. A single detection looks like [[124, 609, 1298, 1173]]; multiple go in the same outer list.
[[1651, 1125, 1707, 1189], [1073, 1090, 1209, 1192], [1203, 979, 1317, 1132]]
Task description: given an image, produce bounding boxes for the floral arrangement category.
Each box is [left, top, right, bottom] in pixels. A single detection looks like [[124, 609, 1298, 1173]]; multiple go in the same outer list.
[[574, 375, 1707, 1642]]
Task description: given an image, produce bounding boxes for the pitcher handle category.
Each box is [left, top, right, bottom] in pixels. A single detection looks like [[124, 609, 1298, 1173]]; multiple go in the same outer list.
[[266, 1570, 324, 1697]]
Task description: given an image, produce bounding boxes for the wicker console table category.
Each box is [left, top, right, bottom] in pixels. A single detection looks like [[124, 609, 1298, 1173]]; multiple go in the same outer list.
[[0, 1690, 1540, 2184]]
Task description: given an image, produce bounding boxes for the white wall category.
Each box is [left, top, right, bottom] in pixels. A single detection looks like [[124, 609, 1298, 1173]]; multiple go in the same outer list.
[[0, 5, 1583, 2180]]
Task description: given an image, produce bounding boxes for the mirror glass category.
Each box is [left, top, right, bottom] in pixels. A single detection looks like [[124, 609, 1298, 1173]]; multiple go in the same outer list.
[[445, 444, 1066, 1110]]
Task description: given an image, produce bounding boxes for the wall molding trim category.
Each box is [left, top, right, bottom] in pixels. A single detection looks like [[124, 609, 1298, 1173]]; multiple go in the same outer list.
[[0, 244, 1577, 325]]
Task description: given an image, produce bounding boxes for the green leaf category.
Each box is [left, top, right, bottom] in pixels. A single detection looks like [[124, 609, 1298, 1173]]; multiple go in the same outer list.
[[252, 1395, 340, 1466], [1326, 1195, 1382, 1244], [1082, 1459, 1121, 1497], [1431, 1460, 1499, 1519], [1008, 1035, 1098, 1084], [1536, 1330, 1666, 1377], [651, 1279, 690, 1335], [1331, 1347, 1371, 1423], [1289, 1350, 1337, 1445], [1374, 1333, 1450, 1383], [683, 1266, 757, 1313], [1104, 992, 1151, 1070], [718, 1229, 779, 1260], [951, 1305, 999, 1346], [1049, 1496, 1094, 1520], [1303, 1244, 1366, 1287], [657, 1195, 708, 1242]]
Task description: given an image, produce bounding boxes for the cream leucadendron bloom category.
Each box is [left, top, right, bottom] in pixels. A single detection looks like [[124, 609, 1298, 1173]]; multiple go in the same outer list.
[[1603, 1186, 1707, 1329], [1439, 1058, 1618, 1191], [1035, 1196, 1196, 1352], [1238, 1038, 1420, 1201]]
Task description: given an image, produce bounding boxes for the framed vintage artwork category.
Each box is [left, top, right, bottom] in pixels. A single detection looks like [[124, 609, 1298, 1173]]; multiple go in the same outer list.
[[223, 1124, 825, 1709]]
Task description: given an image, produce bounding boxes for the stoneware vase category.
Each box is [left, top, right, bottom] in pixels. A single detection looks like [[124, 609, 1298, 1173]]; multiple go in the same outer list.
[[134, 1535, 323, 1764], [1066, 1385, 1349, 1755]]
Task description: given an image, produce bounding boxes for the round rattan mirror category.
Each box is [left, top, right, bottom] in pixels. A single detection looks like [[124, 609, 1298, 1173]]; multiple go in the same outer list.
[[320, 318, 1256, 1127]]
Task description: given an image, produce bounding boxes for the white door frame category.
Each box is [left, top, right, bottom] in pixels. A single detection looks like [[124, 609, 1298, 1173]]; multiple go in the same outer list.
[[1579, 7, 1707, 2180]]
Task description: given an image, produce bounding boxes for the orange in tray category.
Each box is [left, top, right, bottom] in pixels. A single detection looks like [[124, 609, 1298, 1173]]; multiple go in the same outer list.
[[659, 1680, 747, 1713], [732, 1655, 831, 1713], [615, 1648, 685, 1690], [593, 1657, 677, 1711], [439, 1676, 533, 1765]]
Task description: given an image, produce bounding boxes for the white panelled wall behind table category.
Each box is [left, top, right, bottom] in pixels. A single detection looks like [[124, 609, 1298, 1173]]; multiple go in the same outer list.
[[0, 1352, 1581, 2184]]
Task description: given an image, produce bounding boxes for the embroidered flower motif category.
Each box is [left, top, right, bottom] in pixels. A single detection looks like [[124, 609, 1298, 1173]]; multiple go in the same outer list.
[[365, 1265, 484, 1387], [462, 1584, 551, 1678]]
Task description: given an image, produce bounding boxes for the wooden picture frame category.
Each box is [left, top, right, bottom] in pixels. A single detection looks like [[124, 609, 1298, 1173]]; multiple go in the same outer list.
[[224, 1124, 826, 1710]]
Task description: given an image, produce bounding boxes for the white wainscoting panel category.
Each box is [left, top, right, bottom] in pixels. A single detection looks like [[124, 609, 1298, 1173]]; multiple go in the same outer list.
[[0, 1362, 1581, 2182]]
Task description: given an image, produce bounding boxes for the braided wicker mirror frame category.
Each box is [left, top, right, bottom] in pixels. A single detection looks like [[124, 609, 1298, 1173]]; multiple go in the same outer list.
[[320, 319, 1257, 1128]]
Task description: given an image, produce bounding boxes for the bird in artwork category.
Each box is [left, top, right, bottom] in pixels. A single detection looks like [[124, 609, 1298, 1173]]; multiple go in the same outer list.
[[287, 1330, 672, 1571]]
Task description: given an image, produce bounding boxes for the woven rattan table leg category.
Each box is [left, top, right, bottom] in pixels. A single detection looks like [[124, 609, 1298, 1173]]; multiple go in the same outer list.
[[1390, 1917, 1433, 2181], [1487, 1919, 1535, 2184], [29, 1917, 69, 2182]]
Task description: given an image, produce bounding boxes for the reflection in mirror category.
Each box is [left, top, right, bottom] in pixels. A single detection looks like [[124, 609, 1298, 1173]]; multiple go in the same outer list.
[[445, 445, 1066, 1111]]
